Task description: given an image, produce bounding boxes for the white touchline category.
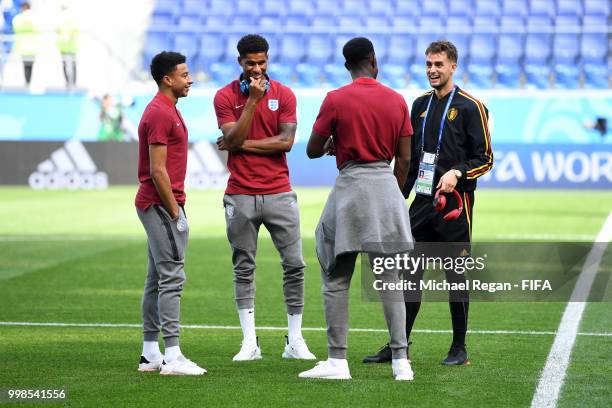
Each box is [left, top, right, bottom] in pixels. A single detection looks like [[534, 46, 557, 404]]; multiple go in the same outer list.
[[0, 321, 610, 337], [531, 211, 612, 408]]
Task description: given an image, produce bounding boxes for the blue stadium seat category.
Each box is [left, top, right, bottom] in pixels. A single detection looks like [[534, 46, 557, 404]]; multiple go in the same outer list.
[[267, 64, 294, 85], [496, 16, 525, 88], [446, 16, 471, 60], [368, 34, 388, 61], [262, 0, 287, 16], [173, 33, 199, 64], [177, 14, 202, 28], [365, 14, 389, 28], [150, 12, 174, 27], [581, 31, 608, 88], [258, 14, 283, 27], [304, 33, 333, 65], [338, 15, 363, 28], [296, 64, 324, 86], [279, 33, 305, 64], [475, 0, 501, 17], [386, 34, 414, 65], [556, 0, 583, 17], [223, 33, 245, 62], [311, 14, 336, 27], [287, 0, 313, 15], [285, 11, 311, 27], [235, 0, 254, 15], [448, 0, 472, 17], [552, 16, 581, 88], [154, 0, 175, 16], [421, 0, 446, 17], [392, 14, 416, 29], [583, 0, 610, 17], [314, 0, 338, 15], [501, 0, 528, 17], [323, 63, 350, 87], [182, 0, 205, 17], [395, 1, 422, 18], [524, 16, 553, 88], [529, 0, 556, 18], [143, 31, 172, 68], [207, 0, 233, 16], [209, 62, 241, 86], [379, 64, 408, 89], [342, 0, 367, 15], [368, 0, 393, 17], [204, 14, 227, 28], [468, 33, 497, 88], [198, 33, 225, 70], [232, 14, 257, 27]]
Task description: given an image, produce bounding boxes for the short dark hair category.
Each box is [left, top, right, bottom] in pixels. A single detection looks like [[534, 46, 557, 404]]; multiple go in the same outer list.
[[237, 34, 269, 57], [343, 37, 375, 69], [150, 51, 186, 85], [425, 40, 458, 63]]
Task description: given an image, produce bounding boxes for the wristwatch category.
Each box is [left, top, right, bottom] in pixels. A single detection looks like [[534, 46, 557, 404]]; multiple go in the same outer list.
[[452, 169, 462, 179]]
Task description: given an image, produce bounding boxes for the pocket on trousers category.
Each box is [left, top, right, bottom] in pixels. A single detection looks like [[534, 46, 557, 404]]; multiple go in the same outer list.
[[153, 205, 181, 262]]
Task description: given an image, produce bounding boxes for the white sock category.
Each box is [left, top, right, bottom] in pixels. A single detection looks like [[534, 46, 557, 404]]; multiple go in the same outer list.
[[238, 308, 256, 342], [164, 345, 182, 362], [287, 313, 303, 343], [142, 341, 161, 360], [328, 358, 348, 368], [392, 358, 411, 370]]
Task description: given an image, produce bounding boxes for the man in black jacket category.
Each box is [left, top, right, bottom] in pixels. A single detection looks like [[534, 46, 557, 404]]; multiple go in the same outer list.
[[364, 40, 493, 366]]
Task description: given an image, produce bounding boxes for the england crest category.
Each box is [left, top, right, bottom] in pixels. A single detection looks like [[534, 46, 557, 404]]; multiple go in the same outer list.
[[268, 99, 279, 111]]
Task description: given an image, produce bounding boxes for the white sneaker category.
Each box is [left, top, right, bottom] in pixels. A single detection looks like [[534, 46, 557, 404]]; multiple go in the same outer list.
[[233, 337, 262, 361], [282, 336, 316, 360], [298, 359, 352, 380], [392, 358, 414, 381], [138, 355, 163, 372], [160, 355, 207, 376]]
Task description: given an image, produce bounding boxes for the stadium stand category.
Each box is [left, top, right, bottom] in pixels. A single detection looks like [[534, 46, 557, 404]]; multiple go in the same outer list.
[[1, 0, 610, 89]]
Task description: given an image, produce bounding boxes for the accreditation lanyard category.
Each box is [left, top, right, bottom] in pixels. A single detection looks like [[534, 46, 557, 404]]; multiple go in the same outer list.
[[415, 86, 457, 196]]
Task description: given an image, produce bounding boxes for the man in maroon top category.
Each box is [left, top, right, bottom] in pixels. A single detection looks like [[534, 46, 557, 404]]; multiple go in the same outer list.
[[299, 38, 414, 381], [135, 51, 205, 376], [214, 34, 315, 362]]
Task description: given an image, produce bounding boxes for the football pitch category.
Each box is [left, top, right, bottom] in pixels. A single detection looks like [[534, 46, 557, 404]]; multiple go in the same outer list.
[[0, 187, 610, 407]]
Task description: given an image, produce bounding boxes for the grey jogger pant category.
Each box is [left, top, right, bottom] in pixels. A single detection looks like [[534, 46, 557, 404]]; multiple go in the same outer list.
[[137, 205, 188, 348], [322, 252, 407, 359], [223, 191, 305, 314]]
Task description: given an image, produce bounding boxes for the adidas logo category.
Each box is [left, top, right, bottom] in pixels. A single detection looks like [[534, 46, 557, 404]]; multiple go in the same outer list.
[[28, 140, 108, 190], [186, 141, 229, 189]]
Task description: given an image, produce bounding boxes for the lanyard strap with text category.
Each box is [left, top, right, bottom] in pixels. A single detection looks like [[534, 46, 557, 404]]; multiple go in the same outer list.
[[420, 86, 457, 157]]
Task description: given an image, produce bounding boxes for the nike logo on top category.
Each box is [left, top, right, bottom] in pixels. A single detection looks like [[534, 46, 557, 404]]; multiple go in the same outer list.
[[235, 105, 244, 109], [176, 123, 180, 127]]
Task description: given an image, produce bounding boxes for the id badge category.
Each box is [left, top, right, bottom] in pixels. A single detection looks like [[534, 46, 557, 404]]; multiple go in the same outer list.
[[415, 151, 437, 196]]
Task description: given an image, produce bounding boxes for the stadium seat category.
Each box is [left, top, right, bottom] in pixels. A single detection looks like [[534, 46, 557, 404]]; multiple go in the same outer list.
[[204, 14, 227, 28], [296, 63, 324, 86], [386, 34, 414, 66], [154, 0, 176, 16], [287, 0, 313, 15], [338, 15, 363, 28], [421, 0, 446, 17], [314, 0, 337, 15], [267, 64, 294, 85], [475, 0, 501, 17], [553, 30, 580, 88], [262, 0, 287, 16], [278, 33, 305, 64], [368, 34, 388, 61], [556, 0, 583, 17], [177, 14, 202, 28], [368, 0, 393, 17], [529, 0, 556, 18], [524, 16, 553, 88], [285, 11, 310, 27], [446, 16, 471, 60], [196, 33, 225, 73], [150, 12, 174, 27], [496, 16, 525, 88], [581, 31, 608, 88], [583, 0, 610, 17], [207, 0, 234, 16], [232, 14, 257, 27], [182, 0, 205, 17], [468, 33, 497, 88], [311, 14, 336, 28], [304, 33, 333, 65], [174, 32, 200, 60], [258, 14, 283, 27], [392, 14, 416, 29], [223, 33, 245, 62], [448, 0, 472, 17], [502, 0, 528, 17], [143, 31, 172, 68], [209, 62, 241, 86], [365, 14, 389, 28], [342, 0, 368, 15], [323, 63, 350, 87], [395, 1, 422, 18]]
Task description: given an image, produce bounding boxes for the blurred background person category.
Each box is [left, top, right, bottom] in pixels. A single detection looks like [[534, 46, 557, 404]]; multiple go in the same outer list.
[[11, 1, 38, 86], [56, 2, 79, 89]]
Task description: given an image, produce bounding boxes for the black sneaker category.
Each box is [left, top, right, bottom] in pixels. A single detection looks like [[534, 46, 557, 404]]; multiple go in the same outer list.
[[363, 342, 411, 363], [442, 344, 470, 365]]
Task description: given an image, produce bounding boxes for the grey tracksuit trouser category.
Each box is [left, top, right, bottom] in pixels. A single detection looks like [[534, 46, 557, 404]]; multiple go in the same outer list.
[[322, 252, 407, 360], [137, 205, 188, 348], [223, 191, 305, 314]]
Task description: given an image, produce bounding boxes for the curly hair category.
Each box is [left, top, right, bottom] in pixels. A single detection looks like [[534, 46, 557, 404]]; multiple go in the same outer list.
[[237, 34, 269, 57]]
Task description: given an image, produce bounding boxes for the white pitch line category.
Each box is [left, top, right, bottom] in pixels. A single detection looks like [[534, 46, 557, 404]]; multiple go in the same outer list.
[[531, 211, 612, 408], [0, 321, 610, 337]]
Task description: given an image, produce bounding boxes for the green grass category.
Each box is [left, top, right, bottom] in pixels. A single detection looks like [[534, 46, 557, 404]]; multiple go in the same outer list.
[[0, 187, 610, 407]]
